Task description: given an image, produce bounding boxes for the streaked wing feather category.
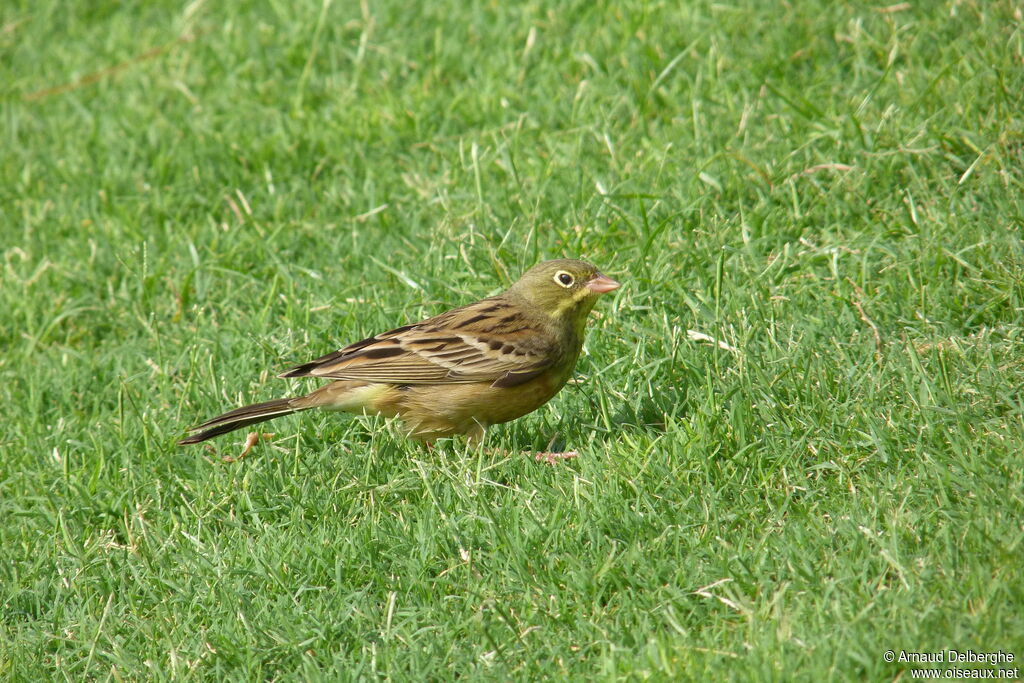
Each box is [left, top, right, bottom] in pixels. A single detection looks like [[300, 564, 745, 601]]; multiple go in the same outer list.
[[279, 297, 556, 385]]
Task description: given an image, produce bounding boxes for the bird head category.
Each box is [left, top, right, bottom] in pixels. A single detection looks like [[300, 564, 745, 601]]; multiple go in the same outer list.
[[509, 259, 620, 328]]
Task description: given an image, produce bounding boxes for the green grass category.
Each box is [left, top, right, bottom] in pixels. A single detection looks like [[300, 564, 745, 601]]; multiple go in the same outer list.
[[3, 0, 1024, 679]]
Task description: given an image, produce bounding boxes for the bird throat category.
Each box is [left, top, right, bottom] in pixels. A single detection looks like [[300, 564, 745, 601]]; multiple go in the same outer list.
[[548, 291, 597, 346], [550, 287, 595, 321]]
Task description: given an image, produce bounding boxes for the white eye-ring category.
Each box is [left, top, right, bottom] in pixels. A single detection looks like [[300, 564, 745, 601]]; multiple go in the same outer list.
[[554, 271, 574, 287]]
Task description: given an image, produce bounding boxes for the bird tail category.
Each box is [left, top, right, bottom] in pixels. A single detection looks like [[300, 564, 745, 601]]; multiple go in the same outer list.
[[178, 398, 301, 445]]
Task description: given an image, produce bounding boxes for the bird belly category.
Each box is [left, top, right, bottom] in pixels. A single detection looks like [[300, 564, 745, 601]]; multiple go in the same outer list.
[[294, 372, 570, 443], [375, 371, 569, 442], [472, 373, 568, 425]]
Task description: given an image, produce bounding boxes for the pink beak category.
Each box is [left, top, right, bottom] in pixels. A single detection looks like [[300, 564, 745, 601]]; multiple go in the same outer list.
[[586, 273, 621, 294]]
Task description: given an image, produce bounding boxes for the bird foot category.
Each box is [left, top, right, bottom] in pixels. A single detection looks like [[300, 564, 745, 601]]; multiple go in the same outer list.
[[533, 450, 579, 465], [221, 432, 273, 462]]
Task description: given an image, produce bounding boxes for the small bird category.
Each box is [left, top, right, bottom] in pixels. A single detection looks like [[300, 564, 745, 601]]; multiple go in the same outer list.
[[178, 259, 620, 459]]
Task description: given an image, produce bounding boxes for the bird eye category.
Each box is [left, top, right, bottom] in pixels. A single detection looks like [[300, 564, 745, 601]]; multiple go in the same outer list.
[[554, 271, 574, 287]]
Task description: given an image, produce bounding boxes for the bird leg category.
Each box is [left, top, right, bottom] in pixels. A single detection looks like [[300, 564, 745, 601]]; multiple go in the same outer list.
[[469, 448, 579, 464], [533, 450, 579, 465], [465, 422, 488, 449], [412, 426, 579, 464], [221, 431, 273, 462], [531, 433, 579, 464]]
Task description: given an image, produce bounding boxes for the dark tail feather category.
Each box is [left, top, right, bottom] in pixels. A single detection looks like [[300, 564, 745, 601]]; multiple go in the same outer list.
[[178, 398, 300, 445]]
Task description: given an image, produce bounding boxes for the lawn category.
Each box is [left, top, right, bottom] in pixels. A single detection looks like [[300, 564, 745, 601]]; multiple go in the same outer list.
[[2, 0, 1023, 679]]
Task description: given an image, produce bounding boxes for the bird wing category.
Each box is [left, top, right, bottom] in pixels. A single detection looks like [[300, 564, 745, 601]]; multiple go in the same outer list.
[[279, 297, 558, 388]]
